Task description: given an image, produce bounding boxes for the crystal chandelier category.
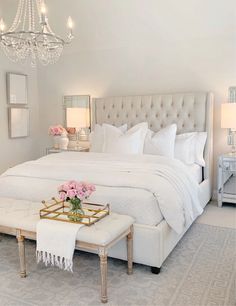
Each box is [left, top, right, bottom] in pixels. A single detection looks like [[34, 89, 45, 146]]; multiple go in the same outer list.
[[0, 0, 74, 66]]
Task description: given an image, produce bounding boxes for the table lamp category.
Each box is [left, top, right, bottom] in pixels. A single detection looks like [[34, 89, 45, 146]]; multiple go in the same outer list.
[[66, 107, 90, 144], [221, 103, 236, 153]]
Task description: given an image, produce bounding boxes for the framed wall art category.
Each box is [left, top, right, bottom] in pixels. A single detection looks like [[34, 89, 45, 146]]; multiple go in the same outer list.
[[7, 73, 28, 105], [8, 108, 29, 138]]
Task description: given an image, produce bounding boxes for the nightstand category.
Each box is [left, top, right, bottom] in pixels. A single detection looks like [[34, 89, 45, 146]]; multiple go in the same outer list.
[[217, 153, 236, 207], [46, 146, 89, 155]]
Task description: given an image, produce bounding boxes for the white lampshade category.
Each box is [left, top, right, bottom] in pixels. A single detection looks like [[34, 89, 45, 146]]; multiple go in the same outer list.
[[66, 107, 90, 129], [221, 103, 236, 129]]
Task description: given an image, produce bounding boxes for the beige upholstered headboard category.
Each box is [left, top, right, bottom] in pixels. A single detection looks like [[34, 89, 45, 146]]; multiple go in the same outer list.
[[92, 92, 214, 192]]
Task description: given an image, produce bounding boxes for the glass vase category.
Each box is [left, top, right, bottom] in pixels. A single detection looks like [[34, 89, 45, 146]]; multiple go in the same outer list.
[[68, 198, 84, 222]]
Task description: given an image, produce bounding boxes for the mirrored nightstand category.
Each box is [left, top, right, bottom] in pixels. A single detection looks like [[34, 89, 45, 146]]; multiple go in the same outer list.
[[217, 153, 236, 207], [46, 146, 89, 155]]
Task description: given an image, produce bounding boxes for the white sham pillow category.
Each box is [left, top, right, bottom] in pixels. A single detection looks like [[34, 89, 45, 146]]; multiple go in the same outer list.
[[144, 124, 177, 158], [103, 122, 148, 154], [175, 133, 196, 164], [194, 132, 207, 167], [175, 132, 207, 166], [90, 124, 127, 152]]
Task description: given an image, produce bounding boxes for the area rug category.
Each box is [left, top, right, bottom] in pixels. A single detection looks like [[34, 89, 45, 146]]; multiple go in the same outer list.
[[0, 223, 235, 306]]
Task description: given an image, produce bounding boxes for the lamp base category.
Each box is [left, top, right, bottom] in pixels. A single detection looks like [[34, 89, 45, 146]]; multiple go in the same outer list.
[[228, 130, 236, 153]]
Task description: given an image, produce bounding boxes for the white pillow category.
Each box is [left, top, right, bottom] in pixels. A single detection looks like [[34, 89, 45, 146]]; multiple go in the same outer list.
[[89, 124, 127, 152], [175, 132, 207, 166], [103, 122, 148, 154], [144, 124, 177, 158], [195, 132, 207, 167], [175, 133, 196, 164]]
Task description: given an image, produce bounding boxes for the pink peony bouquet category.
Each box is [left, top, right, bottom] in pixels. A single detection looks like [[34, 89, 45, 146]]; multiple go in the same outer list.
[[48, 125, 66, 136], [58, 180, 96, 202], [58, 180, 96, 221]]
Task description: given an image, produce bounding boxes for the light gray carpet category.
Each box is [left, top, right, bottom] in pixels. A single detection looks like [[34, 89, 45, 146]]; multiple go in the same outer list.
[[0, 223, 235, 306]]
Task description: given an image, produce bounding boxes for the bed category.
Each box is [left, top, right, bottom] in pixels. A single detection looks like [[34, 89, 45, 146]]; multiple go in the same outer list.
[[0, 92, 214, 273]]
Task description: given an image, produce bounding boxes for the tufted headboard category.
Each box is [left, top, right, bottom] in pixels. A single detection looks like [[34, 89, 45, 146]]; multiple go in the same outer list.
[[92, 92, 214, 190]]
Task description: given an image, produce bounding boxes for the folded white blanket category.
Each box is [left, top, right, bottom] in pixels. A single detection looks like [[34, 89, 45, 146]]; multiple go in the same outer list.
[[36, 219, 83, 272]]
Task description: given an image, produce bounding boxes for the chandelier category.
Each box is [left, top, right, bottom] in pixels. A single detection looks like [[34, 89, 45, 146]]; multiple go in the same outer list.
[[0, 0, 74, 66]]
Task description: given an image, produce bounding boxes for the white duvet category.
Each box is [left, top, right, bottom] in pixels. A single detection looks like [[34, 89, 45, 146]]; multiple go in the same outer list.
[[0, 152, 203, 234]]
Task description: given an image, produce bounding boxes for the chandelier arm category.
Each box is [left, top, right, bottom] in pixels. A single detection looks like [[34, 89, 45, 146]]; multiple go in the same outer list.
[[0, 31, 66, 44]]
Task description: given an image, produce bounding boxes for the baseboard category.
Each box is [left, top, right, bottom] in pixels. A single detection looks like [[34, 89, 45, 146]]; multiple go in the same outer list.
[[212, 190, 218, 201]]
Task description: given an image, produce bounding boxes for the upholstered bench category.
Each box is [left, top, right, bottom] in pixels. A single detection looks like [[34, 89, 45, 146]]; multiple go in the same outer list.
[[0, 198, 134, 303]]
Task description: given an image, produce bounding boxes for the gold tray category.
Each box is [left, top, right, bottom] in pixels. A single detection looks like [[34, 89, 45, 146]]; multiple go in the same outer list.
[[40, 197, 110, 226]]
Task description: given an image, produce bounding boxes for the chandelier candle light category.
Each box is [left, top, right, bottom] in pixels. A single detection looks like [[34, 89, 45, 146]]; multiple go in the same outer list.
[[0, 0, 74, 66]]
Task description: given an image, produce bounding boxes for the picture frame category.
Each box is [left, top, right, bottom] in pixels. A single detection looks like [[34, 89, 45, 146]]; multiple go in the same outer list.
[[8, 108, 29, 138], [7, 73, 28, 105]]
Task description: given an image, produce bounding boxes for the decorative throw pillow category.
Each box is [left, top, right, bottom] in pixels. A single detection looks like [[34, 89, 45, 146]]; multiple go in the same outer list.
[[89, 124, 127, 152], [144, 124, 177, 158], [103, 122, 148, 154]]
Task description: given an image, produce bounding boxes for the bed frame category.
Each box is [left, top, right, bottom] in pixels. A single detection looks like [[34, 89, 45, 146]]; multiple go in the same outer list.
[[92, 92, 214, 272]]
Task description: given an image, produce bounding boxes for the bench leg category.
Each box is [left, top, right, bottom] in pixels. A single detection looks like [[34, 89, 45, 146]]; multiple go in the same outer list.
[[99, 248, 108, 303], [16, 231, 26, 278], [127, 225, 133, 275]]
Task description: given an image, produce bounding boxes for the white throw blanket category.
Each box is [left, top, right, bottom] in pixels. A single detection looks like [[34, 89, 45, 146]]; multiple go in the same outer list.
[[36, 219, 83, 272], [0, 152, 203, 234]]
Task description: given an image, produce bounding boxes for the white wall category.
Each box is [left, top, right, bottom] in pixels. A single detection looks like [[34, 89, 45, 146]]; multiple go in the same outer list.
[[0, 0, 235, 190], [0, 55, 40, 174], [38, 0, 236, 190]]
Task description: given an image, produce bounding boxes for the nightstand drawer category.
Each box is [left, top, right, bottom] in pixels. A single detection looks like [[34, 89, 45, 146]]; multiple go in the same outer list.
[[221, 160, 236, 172]]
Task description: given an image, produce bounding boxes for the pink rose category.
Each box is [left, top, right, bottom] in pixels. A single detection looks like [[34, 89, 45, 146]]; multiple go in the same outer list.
[[67, 189, 77, 199], [68, 181, 77, 190], [59, 191, 67, 201]]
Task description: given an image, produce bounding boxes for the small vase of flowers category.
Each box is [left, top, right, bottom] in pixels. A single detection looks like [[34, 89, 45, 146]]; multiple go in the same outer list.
[[49, 125, 66, 149], [58, 180, 96, 222]]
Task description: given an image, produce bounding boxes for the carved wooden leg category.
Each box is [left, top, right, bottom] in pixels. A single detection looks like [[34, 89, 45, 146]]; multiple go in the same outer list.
[[127, 225, 133, 275], [99, 247, 108, 303], [16, 231, 26, 278]]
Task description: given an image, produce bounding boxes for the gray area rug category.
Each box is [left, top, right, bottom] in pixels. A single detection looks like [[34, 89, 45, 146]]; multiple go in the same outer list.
[[0, 223, 235, 306]]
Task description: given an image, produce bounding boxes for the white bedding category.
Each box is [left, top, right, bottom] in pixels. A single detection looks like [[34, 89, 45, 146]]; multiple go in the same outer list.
[[0, 152, 203, 234], [186, 164, 203, 184]]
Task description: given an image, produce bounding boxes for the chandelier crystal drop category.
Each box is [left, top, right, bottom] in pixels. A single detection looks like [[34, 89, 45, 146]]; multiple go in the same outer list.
[[0, 0, 74, 67]]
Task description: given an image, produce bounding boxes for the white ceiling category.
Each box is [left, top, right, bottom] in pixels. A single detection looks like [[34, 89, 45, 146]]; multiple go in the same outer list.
[[0, 0, 235, 54]]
